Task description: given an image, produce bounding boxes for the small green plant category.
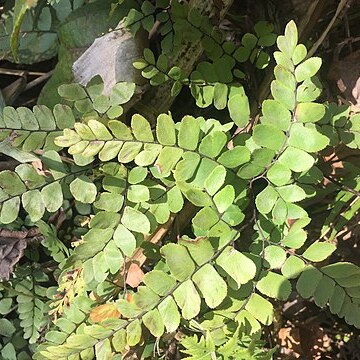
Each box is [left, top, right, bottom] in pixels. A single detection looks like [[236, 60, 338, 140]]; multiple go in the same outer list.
[[0, 1, 360, 359]]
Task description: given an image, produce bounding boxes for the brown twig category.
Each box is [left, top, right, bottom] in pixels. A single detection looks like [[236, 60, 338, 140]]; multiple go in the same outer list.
[[307, 0, 353, 58]]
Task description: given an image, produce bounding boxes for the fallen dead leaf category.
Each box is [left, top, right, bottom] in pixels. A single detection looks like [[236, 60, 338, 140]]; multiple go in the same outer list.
[[126, 263, 145, 288]]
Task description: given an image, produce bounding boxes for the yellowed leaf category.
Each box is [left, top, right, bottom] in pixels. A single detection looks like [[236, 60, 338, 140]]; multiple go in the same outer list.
[[90, 303, 121, 323]]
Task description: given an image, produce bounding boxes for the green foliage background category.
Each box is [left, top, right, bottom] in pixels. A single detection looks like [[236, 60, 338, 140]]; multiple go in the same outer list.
[[0, 0, 359, 359]]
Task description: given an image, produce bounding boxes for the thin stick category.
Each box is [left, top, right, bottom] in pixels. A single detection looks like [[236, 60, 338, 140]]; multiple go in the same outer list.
[[307, 0, 353, 58], [24, 70, 54, 91], [0, 68, 46, 77]]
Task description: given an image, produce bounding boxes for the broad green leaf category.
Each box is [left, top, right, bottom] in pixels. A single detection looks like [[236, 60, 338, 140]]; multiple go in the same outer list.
[[228, 94, 250, 127], [110, 82, 136, 105], [192, 264, 227, 308], [222, 205, 244, 226], [92, 252, 109, 283], [173, 280, 201, 320], [313, 276, 335, 308], [204, 165, 226, 196], [217, 146, 250, 168], [118, 142, 143, 163], [264, 246, 286, 269], [0, 318, 16, 337], [329, 286, 346, 314], [22, 190, 45, 222], [142, 309, 164, 338], [256, 271, 291, 300], [127, 184, 150, 202], [296, 266, 323, 298], [81, 141, 104, 158], [173, 152, 201, 181], [90, 211, 120, 229], [161, 244, 195, 281], [295, 102, 325, 123], [126, 319, 142, 346], [213, 83, 228, 110], [194, 85, 215, 108], [0, 298, 12, 315], [121, 207, 150, 234], [292, 44, 307, 65], [94, 193, 124, 212], [178, 116, 200, 150], [135, 144, 162, 166], [295, 57, 322, 82], [213, 185, 235, 213], [69, 140, 89, 155], [114, 224, 136, 256], [179, 237, 214, 266], [54, 104, 75, 129], [131, 114, 154, 141], [281, 256, 306, 279], [108, 121, 133, 140], [70, 176, 97, 204], [1, 343, 16, 360], [271, 80, 295, 110], [167, 186, 184, 213], [288, 123, 329, 152], [276, 21, 297, 57], [117, 300, 142, 319], [278, 146, 314, 172], [104, 241, 123, 274], [58, 84, 87, 101], [156, 114, 176, 145], [65, 334, 97, 350], [133, 286, 160, 310], [15, 164, 46, 189], [253, 124, 286, 151], [111, 329, 127, 352], [151, 202, 170, 225], [245, 294, 273, 325], [158, 296, 180, 333], [0, 170, 26, 196], [297, 77, 322, 102], [95, 338, 112, 359], [155, 147, 183, 177], [216, 247, 256, 287], [255, 185, 278, 214], [267, 163, 291, 186], [74, 123, 95, 140], [274, 65, 296, 90], [22, 132, 47, 152], [252, 148, 276, 167], [272, 198, 288, 225], [261, 100, 291, 131], [235, 310, 262, 336], [282, 228, 307, 249], [192, 207, 219, 231], [199, 131, 227, 158], [176, 181, 212, 207], [41, 182, 63, 212], [302, 242, 336, 262], [321, 262, 360, 278], [87, 120, 112, 140], [128, 167, 147, 184], [0, 197, 20, 224], [276, 184, 306, 203], [143, 270, 176, 296], [55, 129, 81, 148], [3, 107, 21, 128]]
